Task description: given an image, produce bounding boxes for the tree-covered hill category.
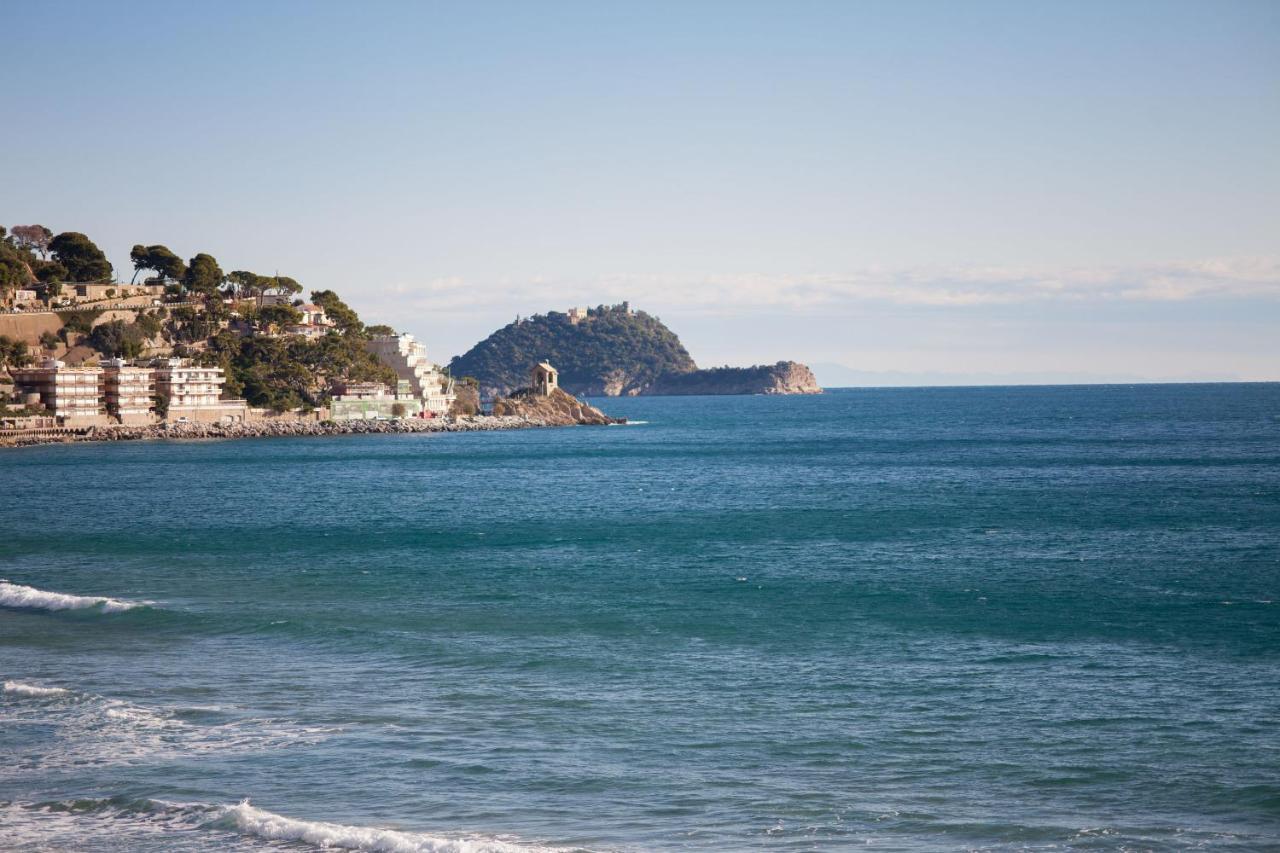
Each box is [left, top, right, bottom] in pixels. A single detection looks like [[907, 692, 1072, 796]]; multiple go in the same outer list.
[[3, 220, 396, 412], [450, 304, 697, 397]]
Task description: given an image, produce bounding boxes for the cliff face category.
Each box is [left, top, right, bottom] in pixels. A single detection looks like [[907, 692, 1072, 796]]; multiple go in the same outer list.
[[643, 361, 822, 396], [490, 386, 621, 425]]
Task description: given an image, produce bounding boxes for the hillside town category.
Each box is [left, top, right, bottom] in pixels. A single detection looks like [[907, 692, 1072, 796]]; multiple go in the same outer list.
[[2, 330, 455, 434], [0, 225, 463, 438]]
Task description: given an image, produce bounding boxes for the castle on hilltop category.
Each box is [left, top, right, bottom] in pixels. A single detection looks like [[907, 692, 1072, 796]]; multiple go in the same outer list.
[[566, 302, 633, 325]]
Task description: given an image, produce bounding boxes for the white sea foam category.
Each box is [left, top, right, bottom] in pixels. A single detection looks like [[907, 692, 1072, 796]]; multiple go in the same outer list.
[[3, 680, 70, 697], [0, 797, 563, 853], [0, 580, 149, 613], [0, 681, 335, 773], [223, 800, 554, 852], [0, 799, 209, 850]]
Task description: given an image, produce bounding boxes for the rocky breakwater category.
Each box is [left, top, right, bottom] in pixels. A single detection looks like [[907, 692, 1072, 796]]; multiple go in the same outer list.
[[643, 361, 822, 395], [0, 414, 569, 448], [490, 387, 623, 425]]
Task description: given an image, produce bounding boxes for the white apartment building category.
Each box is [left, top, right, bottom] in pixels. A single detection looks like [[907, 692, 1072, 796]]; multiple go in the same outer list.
[[102, 358, 155, 425], [152, 359, 247, 423], [365, 333, 455, 415], [9, 359, 107, 427]]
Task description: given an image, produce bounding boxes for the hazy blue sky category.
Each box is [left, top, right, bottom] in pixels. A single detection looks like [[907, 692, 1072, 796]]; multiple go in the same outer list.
[[3, 0, 1277, 382]]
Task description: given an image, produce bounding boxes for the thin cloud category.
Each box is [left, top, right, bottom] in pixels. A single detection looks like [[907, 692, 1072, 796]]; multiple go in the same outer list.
[[369, 257, 1280, 316]]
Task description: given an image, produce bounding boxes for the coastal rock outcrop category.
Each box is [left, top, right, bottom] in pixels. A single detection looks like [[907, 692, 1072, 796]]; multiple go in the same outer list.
[[490, 387, 622, 425], [449, 303, 820, 397], [642, 361, 822, 396]]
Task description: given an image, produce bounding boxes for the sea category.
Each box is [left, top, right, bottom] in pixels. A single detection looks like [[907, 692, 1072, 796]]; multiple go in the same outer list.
[[1, 384, 1278, 852]]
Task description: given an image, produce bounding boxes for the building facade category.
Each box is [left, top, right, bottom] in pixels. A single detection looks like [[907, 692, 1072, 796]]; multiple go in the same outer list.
[[532, 362, 559, 395], [329, 380, 423, 421], [9, 359, 107, 427], [152, 359, 247, 423], [284, 303, 337, 339], [102, 358, 155, 425], [365, 333, 455, 415], [71, 283, 151, 302]]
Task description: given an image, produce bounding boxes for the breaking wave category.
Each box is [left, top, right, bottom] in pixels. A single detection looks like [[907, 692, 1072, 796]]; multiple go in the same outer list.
[[3, 680, 70, 698], [1, 797, 565, 853], [218, 799, 558, 852], [0, 579, 151, 613]]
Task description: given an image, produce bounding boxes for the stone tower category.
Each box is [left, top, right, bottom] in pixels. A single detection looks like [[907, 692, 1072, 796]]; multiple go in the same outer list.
[[532, 362, 558, 396]]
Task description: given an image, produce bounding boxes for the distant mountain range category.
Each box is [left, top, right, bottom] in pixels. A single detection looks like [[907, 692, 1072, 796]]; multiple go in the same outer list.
[[449, 304, 821, 398]]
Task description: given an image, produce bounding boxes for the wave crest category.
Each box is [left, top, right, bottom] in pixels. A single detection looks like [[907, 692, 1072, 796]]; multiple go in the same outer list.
[[0, 580, 149, 613], [222, 799, 550, 852], [3, 680, 70, 698], [3, 797, 562, 853]]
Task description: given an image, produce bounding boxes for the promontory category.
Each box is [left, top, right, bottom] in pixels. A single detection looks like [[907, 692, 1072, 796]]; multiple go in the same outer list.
[[450, 303, 822, 398]]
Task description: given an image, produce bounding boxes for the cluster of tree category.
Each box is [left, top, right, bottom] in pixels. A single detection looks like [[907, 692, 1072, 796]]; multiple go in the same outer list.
[[3, 227, 115, 289], [449, 303, 697, 396], [2, 225, 109, 296], [163, 305, 222, 343], [85, 314, 164, 359], [11, 225, 53, 258], [4, 224, 325, 308], [310, 290, 362, 334], [129, 245, 185, 284], [226, 272, 302, 300], [54, 309, 102, 341], [129, 243, 304, 302], [49, 233, 112, 281], [0, 335, 32, 370], [0, 230, 29, 294], [228, 300, 300, 332], [195, 328, 397, 411], [6, 223, 330, 315], [448, 376, 481, 416]]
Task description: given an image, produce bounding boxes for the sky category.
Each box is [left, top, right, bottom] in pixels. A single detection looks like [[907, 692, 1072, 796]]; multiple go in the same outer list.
[[2, 0, 1277, 384]]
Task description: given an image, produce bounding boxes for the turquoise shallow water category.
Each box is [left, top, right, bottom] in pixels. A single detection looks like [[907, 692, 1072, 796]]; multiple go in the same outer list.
[[1, 384, 1278, 851]]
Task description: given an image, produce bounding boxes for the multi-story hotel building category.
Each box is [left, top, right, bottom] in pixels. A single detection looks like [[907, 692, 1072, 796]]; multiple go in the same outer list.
[[9, 359, 107, 427], [152, 359, 247, 423], [102, 358, 155, 425]]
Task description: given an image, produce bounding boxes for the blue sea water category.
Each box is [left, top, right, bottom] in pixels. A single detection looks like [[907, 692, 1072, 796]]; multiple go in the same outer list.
[[1, 384, 1278, 851]]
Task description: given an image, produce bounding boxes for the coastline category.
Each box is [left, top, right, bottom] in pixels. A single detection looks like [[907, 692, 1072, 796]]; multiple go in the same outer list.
[[0, 414, 557, 449]]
